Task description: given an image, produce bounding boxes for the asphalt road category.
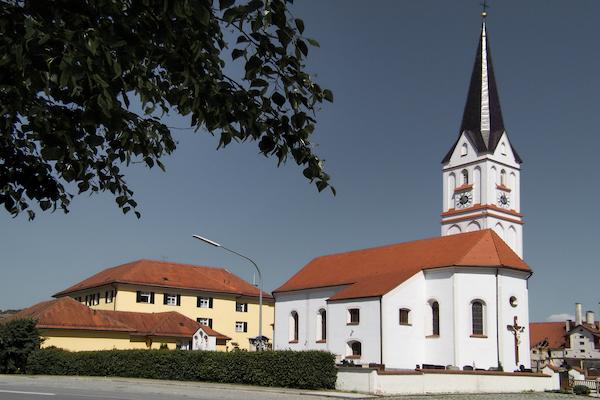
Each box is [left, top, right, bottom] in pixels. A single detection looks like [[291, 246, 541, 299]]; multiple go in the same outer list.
[[0, 376, 366, 400]]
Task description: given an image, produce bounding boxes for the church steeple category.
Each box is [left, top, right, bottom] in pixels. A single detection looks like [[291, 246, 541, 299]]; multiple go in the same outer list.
[[440, 17, 524, 258], [443, 21, 521, 164]]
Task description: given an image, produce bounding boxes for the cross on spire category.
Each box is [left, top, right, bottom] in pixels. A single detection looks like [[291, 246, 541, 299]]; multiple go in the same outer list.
[[481, 0, 489, 18]]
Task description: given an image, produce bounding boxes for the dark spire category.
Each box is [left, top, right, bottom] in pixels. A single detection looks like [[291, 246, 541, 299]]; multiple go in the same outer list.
[[442, 21, 522, 163]]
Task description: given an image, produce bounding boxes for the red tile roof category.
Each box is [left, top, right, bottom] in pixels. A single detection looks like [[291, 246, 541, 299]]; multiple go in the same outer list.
[[54, 259, 272, 300], [529, 322, 566, 349], [274, 230, 530, 300], [13, 297, 229, 339]]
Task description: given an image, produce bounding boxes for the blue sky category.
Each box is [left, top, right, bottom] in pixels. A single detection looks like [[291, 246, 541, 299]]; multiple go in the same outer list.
[[1, 1, 598, 322]]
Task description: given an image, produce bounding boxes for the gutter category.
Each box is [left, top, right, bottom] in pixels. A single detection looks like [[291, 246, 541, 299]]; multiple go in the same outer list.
[[379, 297, 383, 365]]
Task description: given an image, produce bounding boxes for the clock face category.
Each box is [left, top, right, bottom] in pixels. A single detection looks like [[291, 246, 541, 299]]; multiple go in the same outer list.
[[497, 193, 510, 208], [455, 191, 473, 208]]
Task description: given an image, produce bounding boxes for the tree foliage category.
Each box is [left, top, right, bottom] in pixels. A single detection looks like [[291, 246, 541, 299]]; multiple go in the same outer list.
[[0, 0, 333, 219], [0, 317, 43, 373]]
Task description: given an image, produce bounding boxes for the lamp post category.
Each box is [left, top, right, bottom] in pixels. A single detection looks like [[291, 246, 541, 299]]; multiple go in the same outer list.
[[192, 235, 265, 350]]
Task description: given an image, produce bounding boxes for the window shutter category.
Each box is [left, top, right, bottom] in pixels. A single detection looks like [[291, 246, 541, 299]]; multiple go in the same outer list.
[[150, 292, 155, 304], [209, 298, 213, 308], [196, 297, 201, 307], [243, 322, 248, 333], [136, 291, 141, 302], [163, 294, 168, 305], [209, 319, 213, 328], [176, 294, 181, 306]]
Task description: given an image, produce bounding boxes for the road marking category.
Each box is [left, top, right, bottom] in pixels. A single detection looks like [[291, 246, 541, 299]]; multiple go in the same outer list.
[[0, 389, 56, 396]]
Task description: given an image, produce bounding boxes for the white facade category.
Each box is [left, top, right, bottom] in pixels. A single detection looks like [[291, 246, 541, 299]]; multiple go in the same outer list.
[[441, 132, 523, 257], [274, 267, 531, 371]]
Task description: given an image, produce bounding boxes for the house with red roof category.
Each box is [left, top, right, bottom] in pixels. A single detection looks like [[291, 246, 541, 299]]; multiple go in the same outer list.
[[12, 297, 230, 351], [273, 20, 533, 372], [530, 303, 600, 373], [52, 259, 273, 351]]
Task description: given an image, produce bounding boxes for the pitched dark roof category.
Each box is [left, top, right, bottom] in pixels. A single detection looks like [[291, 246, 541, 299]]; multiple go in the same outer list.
[[442, 22, 522, 164]]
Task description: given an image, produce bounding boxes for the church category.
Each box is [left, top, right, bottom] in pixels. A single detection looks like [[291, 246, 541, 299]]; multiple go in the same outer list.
[[273, 19, 532, 372]]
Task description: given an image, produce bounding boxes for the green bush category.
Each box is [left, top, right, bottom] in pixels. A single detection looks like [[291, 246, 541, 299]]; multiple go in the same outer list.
[[0, 318, 43, 373], [26, 348, 336, 389], [573, 385, 591, 396]]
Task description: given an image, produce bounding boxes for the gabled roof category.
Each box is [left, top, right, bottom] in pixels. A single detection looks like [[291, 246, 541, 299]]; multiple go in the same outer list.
[[529, 322, 566, 349], [442, 22, 522, 164], [567, 323, 600, 337], [54, 259, 272, 300], [12, 297, 229, 339], [274, 229, 529, 301]]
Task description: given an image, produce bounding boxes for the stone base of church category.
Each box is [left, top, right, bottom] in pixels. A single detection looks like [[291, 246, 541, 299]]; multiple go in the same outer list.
[[336, 367, 559, 395]]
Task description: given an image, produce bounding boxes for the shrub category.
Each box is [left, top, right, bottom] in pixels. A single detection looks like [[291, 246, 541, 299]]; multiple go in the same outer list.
[[0, 318, 43, 373], [573, 385, 591, 396], [26, 348, 336, 389]]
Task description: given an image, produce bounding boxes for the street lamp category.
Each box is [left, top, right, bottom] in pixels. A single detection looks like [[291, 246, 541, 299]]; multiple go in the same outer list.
[[192, 235, 265, 350]]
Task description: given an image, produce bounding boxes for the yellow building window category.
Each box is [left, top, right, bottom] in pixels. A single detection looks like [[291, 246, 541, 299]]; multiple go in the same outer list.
[[235, 302, 248, 312], [235, 321, 248, 332]]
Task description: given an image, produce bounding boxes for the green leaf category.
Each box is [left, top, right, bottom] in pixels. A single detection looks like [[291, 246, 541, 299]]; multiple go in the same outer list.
[[232, 48, 245, 60], [294, 18, 305, 34], [219, 0, 235, 9], [307, 38, 320, 47], [271, 92, 286, 107], [323, 89, 334, 102], [41, 147, 62, 161], [296, 40, 308, 57]]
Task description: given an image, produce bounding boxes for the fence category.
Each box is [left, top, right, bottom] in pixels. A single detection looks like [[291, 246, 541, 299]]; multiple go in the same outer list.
[[571, 379, 600, 394]]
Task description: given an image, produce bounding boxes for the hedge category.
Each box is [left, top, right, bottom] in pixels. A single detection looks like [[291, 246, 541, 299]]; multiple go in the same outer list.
[[26, 348, 337, 390]]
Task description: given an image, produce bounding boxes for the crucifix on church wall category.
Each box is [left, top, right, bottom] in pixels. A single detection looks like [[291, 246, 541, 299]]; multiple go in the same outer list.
[[507, 315, 525, 365]]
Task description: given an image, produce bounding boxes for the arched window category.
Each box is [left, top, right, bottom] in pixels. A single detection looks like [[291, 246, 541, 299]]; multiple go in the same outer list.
[[461, 143, 468, 156], [317, 309, 327, 341], [462, 169, 469, 185], [289, 311, 299, 342], [399, 308, 411, 325], [500, 169, 507, 186], [471, 301, 484, 336], [501, 142, 507, 155], [432, 301, 440, 336], [347, 341, 362, 358]]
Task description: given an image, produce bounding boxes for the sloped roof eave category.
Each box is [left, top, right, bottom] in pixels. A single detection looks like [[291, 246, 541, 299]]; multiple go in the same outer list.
[[54, 279, 273, 300]]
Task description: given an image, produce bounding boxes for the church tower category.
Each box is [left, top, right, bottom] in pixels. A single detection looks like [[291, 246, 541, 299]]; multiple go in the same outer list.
[[441, 19, 524, 258]]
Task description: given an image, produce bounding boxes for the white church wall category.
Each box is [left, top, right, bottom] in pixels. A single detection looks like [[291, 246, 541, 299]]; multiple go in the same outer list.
[[381, 272, 426, 369], [453, 269, 499, 369], [273, 286, 343, 351], [328, 297, 381, 364], [423, 269, 456, 367], [498, 270, 531, 370]]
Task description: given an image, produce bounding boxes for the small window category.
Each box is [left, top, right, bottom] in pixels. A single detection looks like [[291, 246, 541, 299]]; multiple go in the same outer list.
[[105, 290, 115, 304], [197, 297, 213, 308], [432, 301, 440, 335], [317, 309, 327, 342], [509, 296, 518, 308], [235, 302, 248, 312], [164, 293, 180, 306], [290, 311, 299, 342], [347, 341, 362, 358], [462, 169, 469, 185], [136, 291, 154, 304], [461, 143, 468, 156], [500, 169, 507, 186], [399, 308, 411, 325], [472, 301, 484, 336], [580, 349, 585, 353], [501, 142, 507, 156], [235, 321, 248, 333], [348, 308, 360, 325], [197, 317, 213, 329]]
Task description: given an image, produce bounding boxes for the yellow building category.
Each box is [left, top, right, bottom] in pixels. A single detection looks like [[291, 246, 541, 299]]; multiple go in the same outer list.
[[53, 259, 274, 350], [15, 297, 230, 351]]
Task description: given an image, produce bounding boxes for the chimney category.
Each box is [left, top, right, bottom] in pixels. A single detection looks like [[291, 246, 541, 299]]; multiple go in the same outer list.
[[587, 311, 595, 325], [575, 303, 582, 326], [565, 320, 571, 332]]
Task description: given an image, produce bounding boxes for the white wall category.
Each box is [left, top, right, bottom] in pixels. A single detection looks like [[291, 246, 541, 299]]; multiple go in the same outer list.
[[381, 273, 426, 369], [273, 286, 343, 351], [337, 368, 559, 395], [498, 270, 531, 370], [328, 298, 381, 364]]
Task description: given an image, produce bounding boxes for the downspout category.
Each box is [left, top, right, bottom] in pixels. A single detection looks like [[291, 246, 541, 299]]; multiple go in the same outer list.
[[379, 297, 383, 365], [495, 268, 500, 369]]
